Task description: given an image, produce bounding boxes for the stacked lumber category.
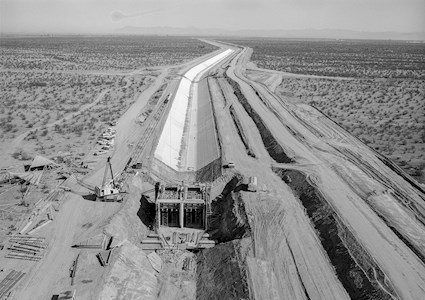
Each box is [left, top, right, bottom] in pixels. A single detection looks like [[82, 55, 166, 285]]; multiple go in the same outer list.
[[5, 236, 47, 261], [141, 233, 163, 251], [27, 219, 52, 235], [0, 270, 26, 299], [72, 233, 112, 250]]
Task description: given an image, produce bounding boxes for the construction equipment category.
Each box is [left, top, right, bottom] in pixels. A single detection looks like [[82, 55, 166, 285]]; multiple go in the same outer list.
[[225, 162, 235, 169], [247, 176, 257, 192], [94, 157, 123, 202]]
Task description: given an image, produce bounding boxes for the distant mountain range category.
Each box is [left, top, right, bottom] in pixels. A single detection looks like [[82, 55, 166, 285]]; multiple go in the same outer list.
[[116, 26, 425, 41]]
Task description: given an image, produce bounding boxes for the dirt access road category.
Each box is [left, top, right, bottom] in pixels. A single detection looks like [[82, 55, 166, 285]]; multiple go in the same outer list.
[[0, 46, 232, 299], [3, 38, 425, 300], [0, 65, 172, 299], [209, 40, 425, 299], [207, 43, 349, 299]]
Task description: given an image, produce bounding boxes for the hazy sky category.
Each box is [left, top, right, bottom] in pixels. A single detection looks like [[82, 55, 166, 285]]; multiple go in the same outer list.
[[1, 0, 424, 34]]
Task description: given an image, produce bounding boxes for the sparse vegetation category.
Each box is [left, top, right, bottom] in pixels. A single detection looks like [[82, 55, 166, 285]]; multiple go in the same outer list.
[[235, 38, 425, 183], [0, 70, 149, 158], [0, 36, 216, 71], [276, 77, 425, 182], [228, 38, 425, 79], [0, 36, 217, 164], [11, 148, 33, 161]]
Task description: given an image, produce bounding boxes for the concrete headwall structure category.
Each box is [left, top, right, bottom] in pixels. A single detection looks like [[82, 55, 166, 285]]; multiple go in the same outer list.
[[150, 156, 222, 184], [154, 49, 233, 172]]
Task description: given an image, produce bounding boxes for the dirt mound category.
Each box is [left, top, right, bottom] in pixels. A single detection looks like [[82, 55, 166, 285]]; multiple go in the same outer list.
[[196, 238, 252, 300], [208, 176, 251, 243], [156, 250, 197, 300], [104, 175, 151, 246], [224, 70, 293, 164], [91, 176, 159, 299], [274, 168, 397, 299], [229, 105, 256, 158], [195, 176, 253, 299], [98, 241, 158, 299]]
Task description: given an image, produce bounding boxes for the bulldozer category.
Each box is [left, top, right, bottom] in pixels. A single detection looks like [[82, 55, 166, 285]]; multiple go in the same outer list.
[[95, 157, 123, 202]]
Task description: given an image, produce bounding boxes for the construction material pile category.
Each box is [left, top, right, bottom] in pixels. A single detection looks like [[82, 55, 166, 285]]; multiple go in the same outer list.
[[72, 233, 112, 250], [5, 235, 47, 261], [0, 270, 26, 299]]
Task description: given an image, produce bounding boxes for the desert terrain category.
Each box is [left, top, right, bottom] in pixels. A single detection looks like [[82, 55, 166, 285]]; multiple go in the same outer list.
[[226, 38, 425, 184], [0, 36, 424, 300]]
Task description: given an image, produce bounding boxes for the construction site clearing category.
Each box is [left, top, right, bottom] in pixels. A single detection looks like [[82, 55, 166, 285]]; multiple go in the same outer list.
[[0, 39, 424, 300]]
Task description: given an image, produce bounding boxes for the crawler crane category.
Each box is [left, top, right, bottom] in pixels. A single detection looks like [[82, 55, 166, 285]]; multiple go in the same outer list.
[[95, 157, 123, 202]]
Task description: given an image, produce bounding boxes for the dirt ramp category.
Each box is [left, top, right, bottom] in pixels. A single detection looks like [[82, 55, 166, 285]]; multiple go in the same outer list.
[[156, 250, 197, 300], [104, 175, 151, 246], [97, 241, 158, 299]]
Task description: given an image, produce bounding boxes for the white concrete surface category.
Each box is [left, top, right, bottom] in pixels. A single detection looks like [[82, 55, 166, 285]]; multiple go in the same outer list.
[[184, 78, 220, 171], [155, 49, 233, 170]]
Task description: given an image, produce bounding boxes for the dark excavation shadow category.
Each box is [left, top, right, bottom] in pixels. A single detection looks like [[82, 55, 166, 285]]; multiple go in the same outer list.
[[137, 194, 156, 230]]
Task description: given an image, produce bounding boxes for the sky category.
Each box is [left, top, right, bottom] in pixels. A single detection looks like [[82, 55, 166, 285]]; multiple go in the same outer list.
[[0, 0, 424, 34]]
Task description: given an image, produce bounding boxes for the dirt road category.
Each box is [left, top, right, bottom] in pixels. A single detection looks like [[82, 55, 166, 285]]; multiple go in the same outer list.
[[217, 41, 425, 299], [3, 39, 425, 300], [0, 64, 171, 299], [0, 48, 232, 299]]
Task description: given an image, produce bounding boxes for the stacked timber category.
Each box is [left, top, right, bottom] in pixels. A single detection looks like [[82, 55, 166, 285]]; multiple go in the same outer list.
[[141, 232, 163, 251], [0, 270, 26, 299], [197, 232, 215, 249], [72, 233, 112, 250], [5, 236, 47, 261], [27, 219, 52, 235], [141, 231, 215, 250]]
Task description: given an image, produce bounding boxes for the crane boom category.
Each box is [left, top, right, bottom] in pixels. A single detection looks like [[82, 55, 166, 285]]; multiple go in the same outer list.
[[101, 157, 111, 187], [108, 157, 115, 188]]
